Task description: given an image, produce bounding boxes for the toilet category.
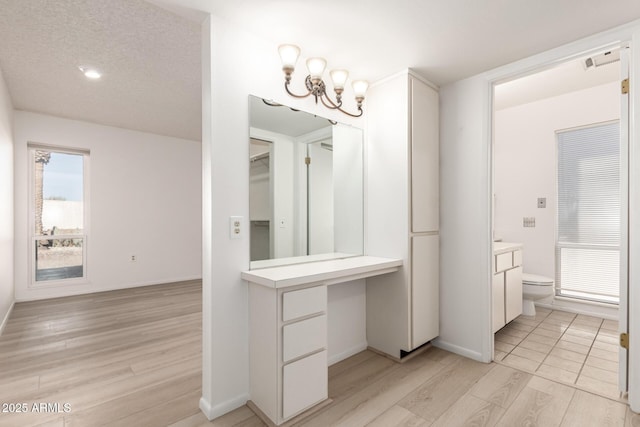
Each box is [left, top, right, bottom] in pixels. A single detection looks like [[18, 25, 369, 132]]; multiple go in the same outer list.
[[522, 273, 554, 316]]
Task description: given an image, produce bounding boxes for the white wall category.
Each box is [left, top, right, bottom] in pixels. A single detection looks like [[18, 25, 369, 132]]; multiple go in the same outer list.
[[437, 76, 493, 361], [0, 68, 14, 334], [494, 82, 619, 317], [200, 15, 365, 419], [13, 111, 202, 301], [495, 82, 619, 278], [327, 279, 367, 365]]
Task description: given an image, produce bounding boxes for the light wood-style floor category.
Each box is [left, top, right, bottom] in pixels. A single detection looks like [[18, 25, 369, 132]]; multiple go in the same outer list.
[[0, 280, 202, 427], [2, 281, 639, 427]]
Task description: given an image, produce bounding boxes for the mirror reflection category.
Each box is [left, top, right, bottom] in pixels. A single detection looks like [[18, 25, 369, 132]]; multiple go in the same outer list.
[[249, 95, 363, 268]]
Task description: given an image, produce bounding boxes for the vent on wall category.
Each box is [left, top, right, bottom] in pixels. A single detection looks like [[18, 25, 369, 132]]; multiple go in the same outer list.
[[583, 49, 620, 70]]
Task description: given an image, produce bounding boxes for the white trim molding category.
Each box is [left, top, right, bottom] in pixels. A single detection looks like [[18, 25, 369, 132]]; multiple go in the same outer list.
[[199, 394, 249, 421], [14, 276, 202, 302], [328, 342, 368, 366], [432, 339, 485, 362], [0, 301, 15, 336]]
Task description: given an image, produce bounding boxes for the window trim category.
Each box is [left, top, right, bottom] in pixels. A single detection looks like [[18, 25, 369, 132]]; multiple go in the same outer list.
[[27, 143, 90, 287]]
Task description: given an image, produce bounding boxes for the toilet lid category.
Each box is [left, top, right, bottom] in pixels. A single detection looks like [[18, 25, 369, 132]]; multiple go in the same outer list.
[[523, 273, 554, 286]]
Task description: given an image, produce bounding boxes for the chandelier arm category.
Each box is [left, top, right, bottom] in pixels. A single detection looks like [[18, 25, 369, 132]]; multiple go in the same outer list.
[[322, 93, 342, 109], [336, 105, 364, 118], [320, 92, 363, 117], [324, 88, 363, 117], [320, 95, 340, 110], [284, 80, 311, 99]]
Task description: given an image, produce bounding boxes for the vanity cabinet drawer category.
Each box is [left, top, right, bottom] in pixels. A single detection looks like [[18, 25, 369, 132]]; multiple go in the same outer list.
[[282, 286, 327, 322], [495, 253, 513, 273], [282, 315, 326, 363], [513, 250, 522, 267], [282, 350, 328, 419]]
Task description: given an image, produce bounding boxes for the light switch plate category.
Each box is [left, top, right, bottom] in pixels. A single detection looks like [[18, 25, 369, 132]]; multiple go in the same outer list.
[[538, 197, 546, 208], [229, 216, 243, 239], [523, 217, 536, 227]]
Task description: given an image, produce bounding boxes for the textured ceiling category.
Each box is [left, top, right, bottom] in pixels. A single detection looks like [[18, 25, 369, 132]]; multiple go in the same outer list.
[[3, 1, 640, 143], [0, 0, 201, 141]]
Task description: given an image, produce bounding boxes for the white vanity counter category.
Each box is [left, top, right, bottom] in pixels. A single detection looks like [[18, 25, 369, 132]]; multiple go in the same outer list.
[[244, 255, 402, 425], [493, 241, 523, 255], [242, 255, 402, 289]]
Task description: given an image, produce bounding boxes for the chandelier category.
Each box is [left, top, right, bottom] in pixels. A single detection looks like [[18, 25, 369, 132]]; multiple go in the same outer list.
[[278, 44, 368, 118]]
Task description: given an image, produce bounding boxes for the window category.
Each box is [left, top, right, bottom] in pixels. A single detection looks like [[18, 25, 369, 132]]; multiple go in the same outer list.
[[30, 145, 89, 284], [556, 122, 620, 304]]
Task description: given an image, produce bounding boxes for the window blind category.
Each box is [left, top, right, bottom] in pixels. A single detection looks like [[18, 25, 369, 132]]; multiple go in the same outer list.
[[556, 121, 620, 304]]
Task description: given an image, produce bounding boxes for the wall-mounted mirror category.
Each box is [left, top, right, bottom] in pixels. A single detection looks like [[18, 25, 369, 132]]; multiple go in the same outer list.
[[249, 95, 363, 269]]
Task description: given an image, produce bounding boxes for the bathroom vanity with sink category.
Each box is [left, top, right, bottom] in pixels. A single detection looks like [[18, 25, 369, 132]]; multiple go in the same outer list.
[[493, 242, 523, 332], [242, 256, 402, 425]]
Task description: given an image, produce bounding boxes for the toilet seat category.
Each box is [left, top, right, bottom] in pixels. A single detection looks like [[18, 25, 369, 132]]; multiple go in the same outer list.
[[523, 273, 554, 286]]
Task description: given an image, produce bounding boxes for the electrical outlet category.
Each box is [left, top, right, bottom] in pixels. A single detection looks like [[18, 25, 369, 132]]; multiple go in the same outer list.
[[230, 216, 243, 239], [130, 254, 137, 262], [538, 197, 546, 208], [523, 217, 536, 227]]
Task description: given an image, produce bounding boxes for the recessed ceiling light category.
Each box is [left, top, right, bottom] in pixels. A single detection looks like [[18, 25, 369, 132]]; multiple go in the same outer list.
[[78, 66, 102, 80]]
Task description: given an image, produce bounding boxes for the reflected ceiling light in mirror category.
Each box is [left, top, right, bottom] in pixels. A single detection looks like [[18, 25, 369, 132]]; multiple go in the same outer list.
[[278, 44, 368, 118]]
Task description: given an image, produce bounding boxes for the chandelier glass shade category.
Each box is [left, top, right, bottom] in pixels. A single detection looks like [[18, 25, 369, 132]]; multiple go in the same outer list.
[[278, 44, 368, 117]]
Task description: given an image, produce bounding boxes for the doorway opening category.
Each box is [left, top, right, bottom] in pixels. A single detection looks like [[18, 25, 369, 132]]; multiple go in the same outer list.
[[490, 46, 628, 399]]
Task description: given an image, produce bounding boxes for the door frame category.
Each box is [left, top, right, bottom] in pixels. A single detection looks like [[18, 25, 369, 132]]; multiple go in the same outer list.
[[483, 24, 640, 410]]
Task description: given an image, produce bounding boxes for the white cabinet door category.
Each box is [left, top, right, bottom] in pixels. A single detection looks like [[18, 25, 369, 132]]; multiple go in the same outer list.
[[492, 272, 505, 333], [282, 350, 328, 419], [505, 266, 523, 323], [411, 78, 439, 233], [411, 235, 439, 348], [513, 250, 522, 267]]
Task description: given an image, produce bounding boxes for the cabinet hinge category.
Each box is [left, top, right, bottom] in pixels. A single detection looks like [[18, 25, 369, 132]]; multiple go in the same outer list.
[[622, 78, 629, 94], [305, 156, 311, 165], [620, 332, 629, 349]]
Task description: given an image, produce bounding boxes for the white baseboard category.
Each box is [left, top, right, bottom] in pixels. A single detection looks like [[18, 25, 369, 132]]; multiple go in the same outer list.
[[536, 299, 618, 320], [431, 338, 484, 362], [0, 301, 15, 336], [328, 342, 368, 366], [200, 394, 249, 421], [15, 276, 202, 302]]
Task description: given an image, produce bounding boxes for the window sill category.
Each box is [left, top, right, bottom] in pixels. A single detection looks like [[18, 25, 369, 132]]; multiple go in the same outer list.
[[553, 295, 619, 308]]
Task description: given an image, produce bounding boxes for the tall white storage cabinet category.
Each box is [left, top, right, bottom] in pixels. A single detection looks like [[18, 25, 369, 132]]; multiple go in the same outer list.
[[366, 70, 440, 358]]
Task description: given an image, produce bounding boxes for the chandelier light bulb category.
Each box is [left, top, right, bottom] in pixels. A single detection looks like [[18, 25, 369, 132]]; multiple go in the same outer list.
[[278, 44, 300, 71], [352, 80, 369, 98], [330, 69, 349, 90], [306, 57, 327, 82]]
